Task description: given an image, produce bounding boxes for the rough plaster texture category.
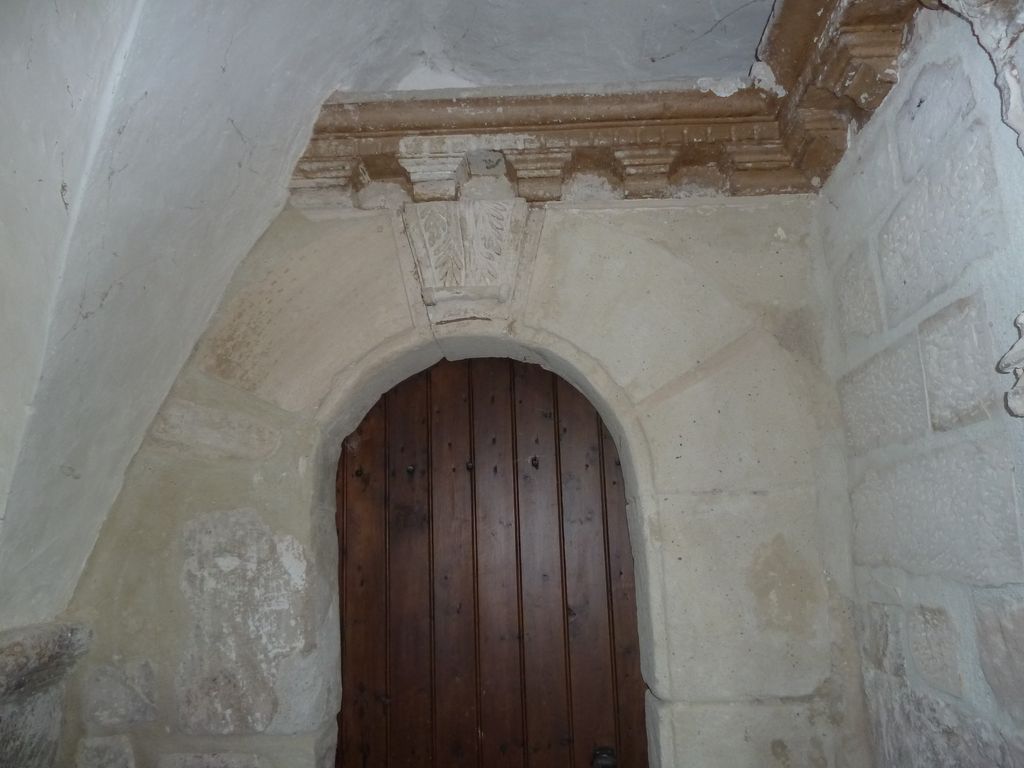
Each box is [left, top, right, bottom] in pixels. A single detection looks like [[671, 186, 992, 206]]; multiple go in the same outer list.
[[821, 9, 1024, 765], [0, 0, 422, 632], [396, 0, 774, 89], [61, 196, 861, 766]]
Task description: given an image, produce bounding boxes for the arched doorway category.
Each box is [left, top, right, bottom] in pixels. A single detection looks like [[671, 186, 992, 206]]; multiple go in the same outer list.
[[335, 357, 648, 768]]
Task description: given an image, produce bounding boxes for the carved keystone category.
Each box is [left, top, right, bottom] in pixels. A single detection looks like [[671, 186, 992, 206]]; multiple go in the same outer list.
[[403, 199, 528, 307], [505, 149, 573, 201], [613, 147, 679, 197]]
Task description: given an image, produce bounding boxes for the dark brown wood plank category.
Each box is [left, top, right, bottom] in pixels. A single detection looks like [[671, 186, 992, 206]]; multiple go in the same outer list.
[[602, 425, 649, 768], [340, 401, 389, 768], [513, 362, 572, 768], [386, 373, 433, 767], [557, 381, 618, 768], [429, 360, 479, 767], [471, 359, 526, 768]]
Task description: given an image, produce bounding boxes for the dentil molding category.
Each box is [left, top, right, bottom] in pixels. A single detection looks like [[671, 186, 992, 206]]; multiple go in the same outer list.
[[290, 0, 919, 208]]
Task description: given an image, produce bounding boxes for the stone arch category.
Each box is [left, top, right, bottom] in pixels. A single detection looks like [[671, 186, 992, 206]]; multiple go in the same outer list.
[[65, 195, 836, 766]]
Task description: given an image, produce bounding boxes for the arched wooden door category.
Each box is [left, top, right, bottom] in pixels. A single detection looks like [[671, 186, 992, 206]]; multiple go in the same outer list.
[[336, 358, 648, 768]]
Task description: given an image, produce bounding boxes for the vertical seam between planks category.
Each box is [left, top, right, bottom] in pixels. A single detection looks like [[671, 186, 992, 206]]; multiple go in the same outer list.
[[552, 376, 576, 768], [338, 438, 349, 767], [427, 373, 438, 767], [598, 421, 623, 759], [469, 361, 484, 768], [384, 395, 392, 768], [510, 361, 530, 768]]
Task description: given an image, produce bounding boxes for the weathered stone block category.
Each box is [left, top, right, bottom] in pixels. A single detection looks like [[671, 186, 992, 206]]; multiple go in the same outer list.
[[668, 700, 834, 768], [196, 209, 416, 412], [151, 399, 281, 461], [838, 334, 928, 455], [527, 209, 756, 401], [864, 669, 1020, 767], [83, 659, 156, 729], [919, 293, 1000, 431], [907, 606, 962, 696], [974, 593, 1024, 724], [858, 603, 907, 677], [76, 736, 136, 768], [895, 63, 977, 183], [658, 487, 829, 700], [878, 122, 1005, 325], [0, 622, 91, 697], [176, 509, 309, 734], [642, 330, 818, 494], [0, 684, 62, 768], [0, 623, 90, 768], [157, 755, 268, 768], [835, 247, 884, 342], [851, 438, 1023, 584]]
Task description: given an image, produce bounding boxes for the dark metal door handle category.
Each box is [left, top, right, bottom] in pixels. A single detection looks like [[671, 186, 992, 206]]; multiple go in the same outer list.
[[592, 746, 617, 767]]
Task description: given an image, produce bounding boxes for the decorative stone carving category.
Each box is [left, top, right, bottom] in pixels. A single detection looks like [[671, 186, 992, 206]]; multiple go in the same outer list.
[[397, 152, 469, 202], [403, 199, 528, 307], [289, 0, 919, 206], [996, 310, 1024, 416], [504, 149, 572, 201], [613, 147, 679, 197], [940, 0, 1024, 154]]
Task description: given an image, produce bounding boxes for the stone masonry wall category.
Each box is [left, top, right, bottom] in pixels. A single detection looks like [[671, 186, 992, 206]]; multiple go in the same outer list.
[[60, 193, 863, 767], [819, 9, 1024, 766]]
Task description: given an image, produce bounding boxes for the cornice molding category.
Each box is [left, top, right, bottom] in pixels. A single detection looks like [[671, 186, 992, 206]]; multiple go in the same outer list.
[[290, 0, 919, 207]]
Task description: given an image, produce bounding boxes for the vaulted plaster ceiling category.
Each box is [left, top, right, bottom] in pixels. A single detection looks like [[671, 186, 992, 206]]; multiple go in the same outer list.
[[392, 0, 776, 90]]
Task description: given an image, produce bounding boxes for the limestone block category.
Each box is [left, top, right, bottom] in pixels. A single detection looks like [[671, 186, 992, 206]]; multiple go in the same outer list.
[[76, 736, 136, 768], [822, 130, 900, 262], [658, 487, 829, 700], [907, 606, 962, 696], [974, 593, 1024, 724], [157, 755, 268, 768], [863, 669, 1021, 767], [838, 334, 928, 456], [858, 603, 907, 677], [851, 438, 1023, 584], [151, 399, 281, 461], [919, 293, 1000, 431], [667, 700, 834, 768], [878, 122, 1005, 325], [0, 623, 90, 768], [834, 247, 884, 341], [82, 659, 157, 729], [176, 509, 310, 734], [895, 63, 977, 183], [527, 211, 756, 401], [641, 331, 818, 494], [196, 208, 416, 412]]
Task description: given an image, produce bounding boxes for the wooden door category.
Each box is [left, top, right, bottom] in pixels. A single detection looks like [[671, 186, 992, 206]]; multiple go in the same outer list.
[[336, 359, 648, 768]]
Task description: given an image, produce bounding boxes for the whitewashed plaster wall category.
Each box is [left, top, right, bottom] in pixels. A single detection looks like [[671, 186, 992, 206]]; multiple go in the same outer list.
[[0, 0, 424, 632], [62, 196, 864, 767], [819, 9, 1024, 765]]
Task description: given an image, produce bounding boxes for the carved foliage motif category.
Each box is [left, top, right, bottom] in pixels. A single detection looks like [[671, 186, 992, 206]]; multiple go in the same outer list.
[[404, 199, 527, 306]]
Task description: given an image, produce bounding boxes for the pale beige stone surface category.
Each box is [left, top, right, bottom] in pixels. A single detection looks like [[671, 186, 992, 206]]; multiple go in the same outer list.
[[657, 487, 829, 700], [196, 208, 416, 412], [640, 330, 820, 494]]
